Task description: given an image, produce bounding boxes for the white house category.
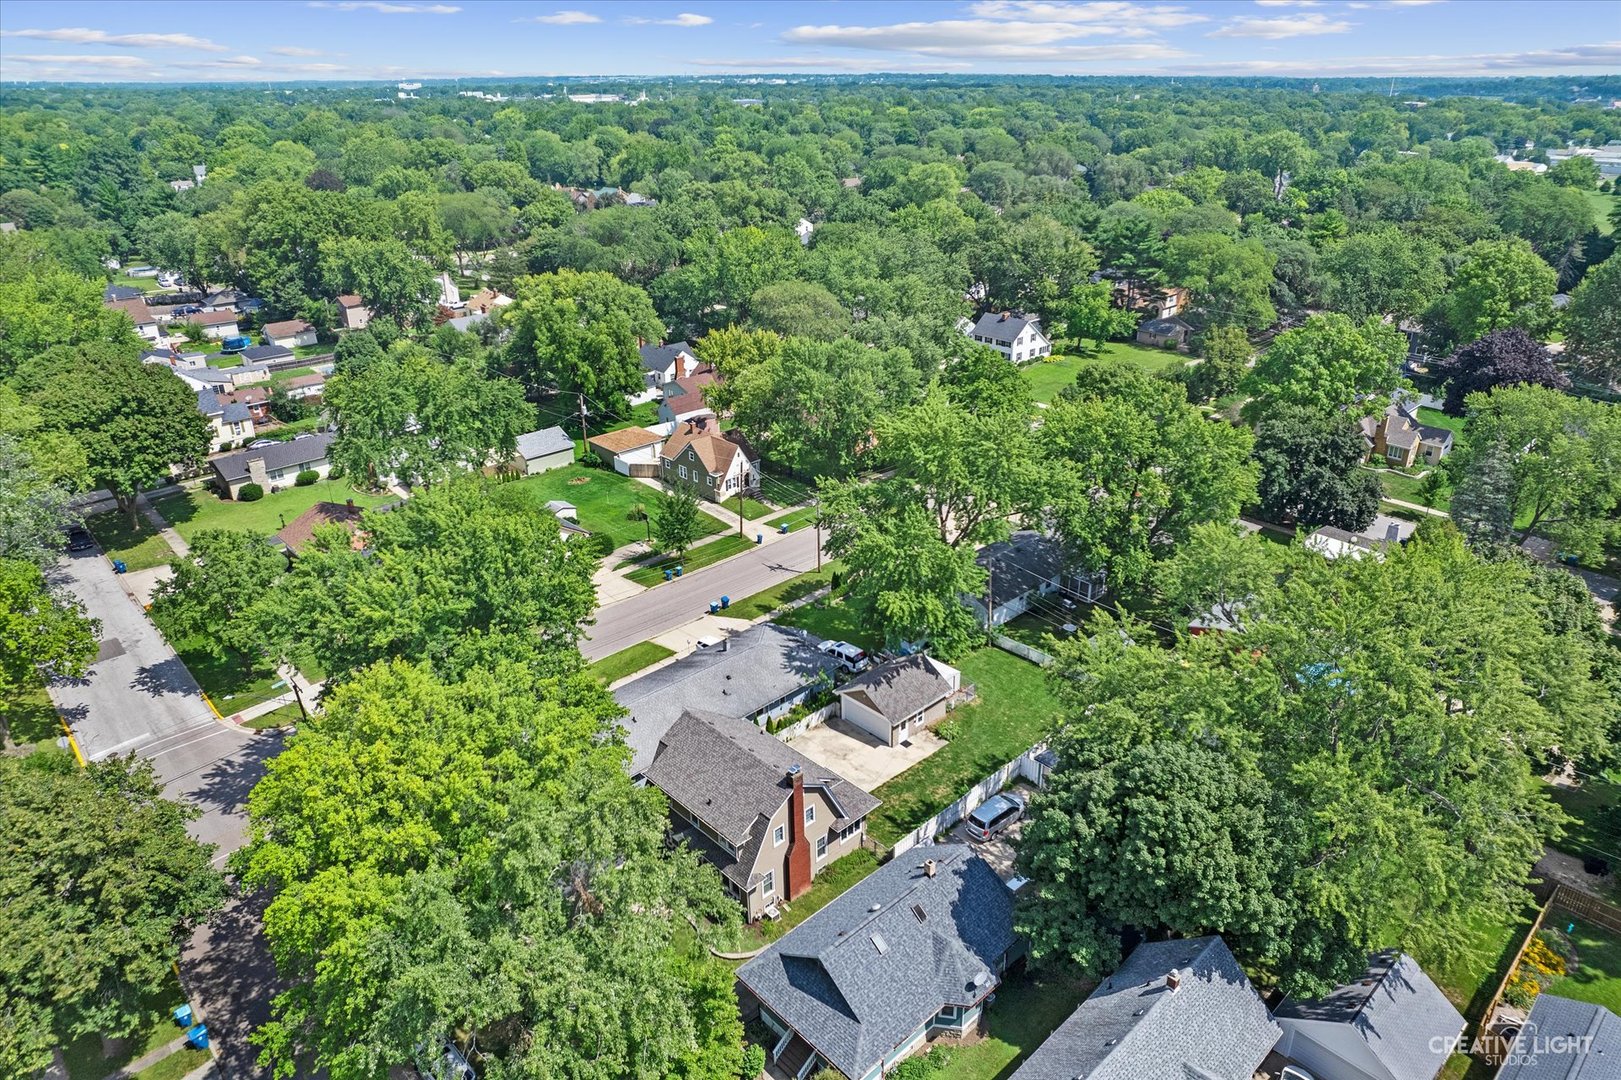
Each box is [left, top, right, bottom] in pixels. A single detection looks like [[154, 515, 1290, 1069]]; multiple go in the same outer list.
[[195, 388, 256, 454], [107, 297, 161, 342], [795, 217, 816, 245], [337, 295, 372, 331], [186, 309, 241, 341], [262, 319, 317, 348], [211, 433, 335, 499], [639, 341, 702, 389], [436, 272, 462, 310], [586, 426, 664, 477], [961, 311, 1052, 363]]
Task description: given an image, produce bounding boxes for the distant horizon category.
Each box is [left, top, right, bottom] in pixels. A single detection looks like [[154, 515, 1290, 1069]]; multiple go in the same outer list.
[[2, 0, 1617, 84]]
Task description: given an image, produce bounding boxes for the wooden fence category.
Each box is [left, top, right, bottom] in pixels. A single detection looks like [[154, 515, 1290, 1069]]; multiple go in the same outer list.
[[1551, 883, 1621, 935]]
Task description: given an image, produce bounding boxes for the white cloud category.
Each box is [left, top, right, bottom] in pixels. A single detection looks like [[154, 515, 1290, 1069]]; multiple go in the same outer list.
[[523, 10, 601, 24], [1208, 12, 1353, 37], [270, 45, 326, 56], [624, 12, 713, 26], [1187, 40, 1621, 75], [0, 28, 230, 51], [966, 2, 1207, 28], [307, 2, 461, 13], [692, 55, 976, 71]]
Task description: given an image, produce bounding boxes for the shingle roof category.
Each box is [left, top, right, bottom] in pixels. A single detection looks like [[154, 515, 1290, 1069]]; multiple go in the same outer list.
[[1496, 994, 1621, 1080], [263, 318, 314, 338], [975, 531, 1065, 611], [640, 341, 696, 373], [1009, 936, 1279, 1080], [613, 624, 842, 775], [282, 373, 327, 390], [239, 345, 293, 364], [660, 424, 755, 476], [211, 432, 335, 483], [275, 500, 364, 554], [187, 309, 239, 327], [737, 845, 1018, 1080], [836, 655, 956, 726], [587, 426, 662, 454], [1274, 952, 1463, 1080], [662, 371, 719, 416], [969, 311, 1044, 347], [515, 426, 573, 461], [195, 388, 226, 418], [105, 284, 144, 302], [336, 293, 365, 308], [645, 709, 878, 886], [107, 297, 156, 325], [1140, 316, 1193, 335]]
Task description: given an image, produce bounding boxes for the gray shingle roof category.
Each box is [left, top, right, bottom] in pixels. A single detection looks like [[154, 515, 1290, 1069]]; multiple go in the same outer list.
[[1140, 316, 1193, 335], [969, 311, 1044, 347], [211, 433, 335, 483], [1009, 936, 1279, 1080], [1275, 951, 1463, 1080], [1497, 994, 1621, 1079], [976, 531, 1065, 611], [515, 426, 573, 461], [640, 341, 695, 373], [737, 845, 1018, 1080], [239, 345, 293, 364], [835, 655, 955, 726], [613, 624, 842, 775]]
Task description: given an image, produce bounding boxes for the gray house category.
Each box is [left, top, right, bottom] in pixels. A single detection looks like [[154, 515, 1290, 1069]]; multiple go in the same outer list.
[[966, 531, 1104, 628], [737, 844, 1020, 1080], [211, 433, 335, 499], [644, 709, 878, 921], [1010, 936, 1279, 1080], [639, 341, 701, 388], [834, 654, 962, 748], [513, 426, 573, 474], [1136, 315, 1193, 349], [1496, 993, 1621, 1079], [612, 624, 843, 776], [1274, 951, 1464, 1080]]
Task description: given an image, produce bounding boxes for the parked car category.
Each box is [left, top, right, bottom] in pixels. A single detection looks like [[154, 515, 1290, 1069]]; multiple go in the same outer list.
[[172, 304, 201, 316], [248, 439, 277, 449], [818, 640, 869, 672], [964, 792, 1025, 842], [65, 526, 96, 552]]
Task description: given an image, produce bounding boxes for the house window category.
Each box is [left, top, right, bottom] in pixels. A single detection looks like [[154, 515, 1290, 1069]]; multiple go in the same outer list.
[[816, 835, 827, 860], [1386, 447, 1403, 461], [679, 465, 688, 479], [805, 805, 815, 825], [707, 476, 713, 487], [762, 871, 775, 898], [935, 1005, 960, 1026], [773, 824, 785, 846]]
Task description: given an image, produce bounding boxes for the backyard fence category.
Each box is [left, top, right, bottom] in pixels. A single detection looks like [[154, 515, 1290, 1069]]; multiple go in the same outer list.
[[890, 744, 1048, 858], [1551, 883, 1621, 935], [773, 701, 838, 741], [989, 633, 1054, 668]]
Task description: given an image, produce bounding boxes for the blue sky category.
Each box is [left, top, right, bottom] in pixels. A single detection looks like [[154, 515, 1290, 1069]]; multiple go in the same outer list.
[[1, 1, 1616, 82]]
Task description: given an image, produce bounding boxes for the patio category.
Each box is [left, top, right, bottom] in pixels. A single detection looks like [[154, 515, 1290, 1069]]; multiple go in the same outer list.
[[785, 714, 945, 791]]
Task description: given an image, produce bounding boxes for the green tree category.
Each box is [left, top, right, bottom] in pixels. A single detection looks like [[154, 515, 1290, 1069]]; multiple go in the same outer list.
[[506, 269, 664, 410], [1042, 361, 1258, 590], [1152, 522, 1279, 633], [1242, 314, 1407, 421], [1063, 280, 1138, 348], [319, 236, 438, 328], [1163, 231, 1277, 330], [0, 437, 79, 568], [1566, 256, 1621, 387], [1319, 227, 1445, 320], [0, 265, 142, 380], [1252, 406, 1382, 530], [135, 211, 204, 291], [0, 752, 223, 1078], [976, 215, 1097, 318], [747, 281, 846, 342], [151, 530, 287, 662], [1179, 325, 1250, 404], [1547, 155, 1601, 189], [940, 344, 1033, 419], [652, 488, 703, 562], [236, 659, 741, 1080], [0, 556, 97, 703], [1433, 238, 1558, 346]]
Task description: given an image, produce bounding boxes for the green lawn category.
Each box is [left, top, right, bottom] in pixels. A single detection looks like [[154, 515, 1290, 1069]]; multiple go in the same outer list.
[[776, 596, 885, 653], [1023, 342, 1187, 404], [1545, 914, 1621, 1012], [133, 1045, 213, 1080], [59, 971, 192, 1080], [153, 479, 393, 543], [1412, 898, 1537, 1021], [1375, 467, 1451, 511], [242, 701, 306, 730], [1584, 187, 1616, 237], [1547, 778, 1621, 900], [495, 464, 723, 551], [763, 505, 818, 533], [626, 533, 756, 586], [758, 468, 817, 507], [1416, 406, 1467, 436], [927, 967, 1094, 1080], [84, 510, 177, 572], [743, 850, 881, 948], [589, 641, 675, 684], [997, 611, 1074, 653], [724, 563, 843, 621], [148, 607, 283, 714], [536, 397, 661, 456], [2, 675, 59, 750], [867, 647, 1061, 847]]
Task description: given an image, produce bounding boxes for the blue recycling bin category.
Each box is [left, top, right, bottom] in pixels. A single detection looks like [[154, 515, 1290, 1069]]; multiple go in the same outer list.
[[756, 532, 763, 544], [675, 565, 683, 577], [172, 1004, 193, 1027], [778, 523, 789, 534], [663, 568, 673, 581], [186, 1023, 209, 1050], [112, 559, 127, 574], [720, 595, 730, 609], [709, 601, 719, 614]]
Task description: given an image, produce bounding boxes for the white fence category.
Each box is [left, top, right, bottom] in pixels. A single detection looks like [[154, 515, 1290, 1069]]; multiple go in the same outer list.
[[890, 744, 1048, 858], [773, 700, 838, 741], [989, 632, 1054, 667]]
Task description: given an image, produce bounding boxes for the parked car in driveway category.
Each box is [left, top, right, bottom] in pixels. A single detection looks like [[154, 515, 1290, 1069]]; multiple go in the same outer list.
[[965, 792, 1025, 842], [818, 639, 869, 672], [66, 526, 96, 552]]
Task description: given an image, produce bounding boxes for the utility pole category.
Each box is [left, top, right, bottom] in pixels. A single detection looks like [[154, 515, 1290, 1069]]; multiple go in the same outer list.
[[984, 564, 994, 631], [577, 392, 589, 445], [814, 499, 822, 572]]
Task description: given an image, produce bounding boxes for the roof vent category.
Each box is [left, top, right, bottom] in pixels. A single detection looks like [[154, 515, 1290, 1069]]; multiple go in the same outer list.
[[912, 904, 928, 924], [869, 903, 882, 912], [871, 933, 888, 955]]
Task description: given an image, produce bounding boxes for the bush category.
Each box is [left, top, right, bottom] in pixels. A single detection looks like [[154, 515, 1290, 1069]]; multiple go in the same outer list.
[[295, 469, 319, 487], [237, 483, 264, 502], [328, 464, 345, 480], [741, 1044, 766, 1078], [582, 533, 616, 560], [935, 717, 961, 742]]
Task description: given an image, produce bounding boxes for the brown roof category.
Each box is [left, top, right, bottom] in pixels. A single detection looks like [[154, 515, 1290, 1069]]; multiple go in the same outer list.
[[222, 386, 270, 405], [659, 423, 756, 476], [663, 371, 719, 414], [282, 373, 326, 390], [336, 294, 365, 308], [275, 501, 364, 554], [263, 319, 314, 337], [106, 297, 155, 324], [587, 426, 662, 454], [187, 309, 238, 326]]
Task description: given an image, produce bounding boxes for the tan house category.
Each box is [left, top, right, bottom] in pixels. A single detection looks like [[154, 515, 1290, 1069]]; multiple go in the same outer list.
[[643, 708, 879, 921], [835, 654, 962, 748], [336, 294, 371, 331], [263, 319, 317, 348], [185, 308, 241, 340], [107, 297, 161, 341], [1360, 401, 1453, 468], [585, 426, 663, 476], [658, 420, 759, 503]]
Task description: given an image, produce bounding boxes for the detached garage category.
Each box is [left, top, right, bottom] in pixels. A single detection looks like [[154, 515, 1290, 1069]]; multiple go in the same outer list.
[[514, 426, 574, 475], [835, 654, 962, 748]]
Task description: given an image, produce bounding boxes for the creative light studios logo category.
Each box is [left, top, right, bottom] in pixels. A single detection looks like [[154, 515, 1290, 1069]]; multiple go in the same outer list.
[[1432, 1023, 1597, 1067]]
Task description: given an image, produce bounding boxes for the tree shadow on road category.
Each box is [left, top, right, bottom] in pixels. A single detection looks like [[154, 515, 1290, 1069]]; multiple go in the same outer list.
[[178, 731, 283, 820], [131, 656, 202, 698]]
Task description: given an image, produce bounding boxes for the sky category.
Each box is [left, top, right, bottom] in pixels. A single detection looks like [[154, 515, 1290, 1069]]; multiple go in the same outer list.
[[0, 0, 1617, 83]]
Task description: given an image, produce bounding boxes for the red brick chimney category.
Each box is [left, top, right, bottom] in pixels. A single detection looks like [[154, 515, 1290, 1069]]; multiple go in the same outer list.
[[785, 765, 812, 901]]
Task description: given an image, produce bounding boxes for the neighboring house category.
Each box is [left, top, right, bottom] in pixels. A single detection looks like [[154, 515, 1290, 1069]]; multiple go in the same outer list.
[[220, 385, 272, 425], [464, 288, 514, 314], [658, 371, 720, 425], [141, 347, 207, 371], [1273, 951, 1464, 1080], [1009, 936, 1279, 1080], [275, 500, 365, 555], [186, 309, 241, 340], [436, 272, 461, 310], [336, 294, 372, 330], [175, 363, 271, 394], [201, 289, 248, 312], [1305, 514, 1417, 561], [585, 426, 663, 476], [282, 372, 328, 401], [737, 844, 1020, 1080], [962, 311, 1052, 363], [513, 426, 574, 475], [211, 432, 335, 498], [1361, 402, 1453, 468], [447, 311, 489, 333], [644, 708, 879, 921], [263, 319, 317, 348], [1136, 316, 1194, 349], [613, 624, 844, 776], [835, 654, 962, 748], [795, 217, 816, 245], [966, 531, 1103, 628], [658, 420, 759, 503], [105, 284, 144, 303], [239, 344, 294, 366], [639, 341, 702, 388], [196, 388, 256, 453], [1112, 281, 1191, 321], [168, 178, 195, 193], [106, 297, 161, 341], [1495, 994, 1621, 1079]]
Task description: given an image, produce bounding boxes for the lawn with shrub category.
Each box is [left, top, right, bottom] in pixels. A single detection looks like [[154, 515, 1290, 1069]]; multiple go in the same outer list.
[[83, 510, 176, 572], [495, 464, 723, 551], [149, 605, 284, 714], [905, 967, 1094, 1080], [1022, 342, 1188, 404], [152, 479, 393, 543], [1411, 898, 1537, 1021], [1544, 915, 1621, 1013], [724, 563, 844, 621], [588, 641, 675, 685], [775, 596, 884, 653], [1, 676, 59, 750], [626, 532, 757, 585], [57, 971, 194, 1080]]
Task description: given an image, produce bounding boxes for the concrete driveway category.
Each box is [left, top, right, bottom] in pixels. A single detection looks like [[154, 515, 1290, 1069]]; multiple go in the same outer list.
[[786, 716, 945, 791], [948, 816, 1025, 883]]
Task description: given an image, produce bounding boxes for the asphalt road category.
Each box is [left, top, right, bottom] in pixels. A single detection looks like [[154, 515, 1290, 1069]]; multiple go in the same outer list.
[[582, 526, 826, 661]]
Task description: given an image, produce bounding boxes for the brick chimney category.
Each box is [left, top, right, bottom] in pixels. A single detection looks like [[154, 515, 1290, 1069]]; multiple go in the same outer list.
[[785, 765, 813, 901]]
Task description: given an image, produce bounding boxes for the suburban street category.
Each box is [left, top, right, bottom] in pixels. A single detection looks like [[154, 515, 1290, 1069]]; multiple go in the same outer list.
[[582, 525, 826, 660]]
